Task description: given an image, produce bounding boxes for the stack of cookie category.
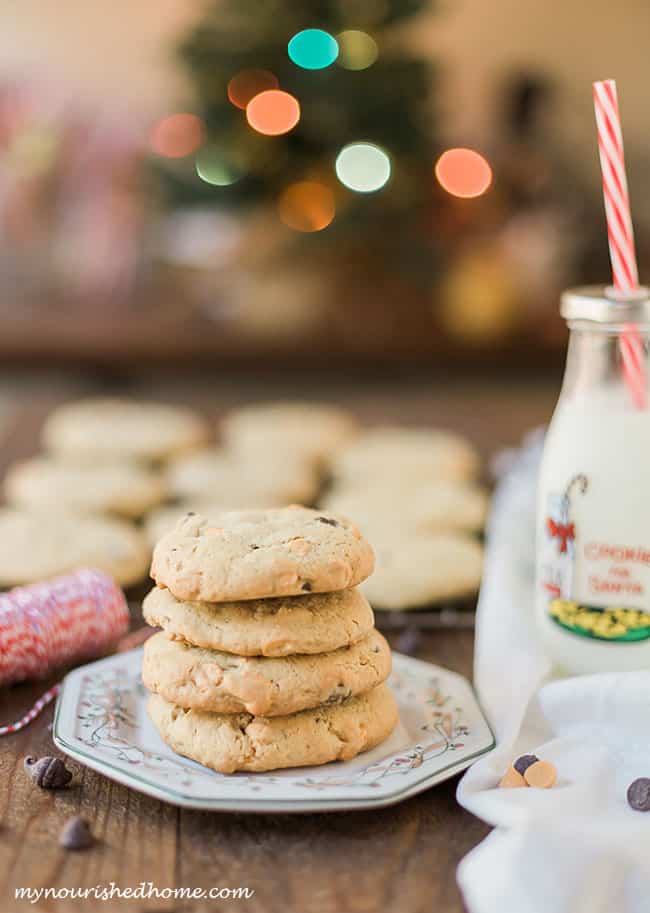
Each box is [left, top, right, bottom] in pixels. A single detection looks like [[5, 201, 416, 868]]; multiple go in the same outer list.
[[142, 506, 397, 774], [0, 397, 207, 588], [321, 427, 486, 610]]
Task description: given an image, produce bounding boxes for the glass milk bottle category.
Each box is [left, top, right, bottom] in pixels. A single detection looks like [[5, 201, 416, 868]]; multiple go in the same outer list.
[[536, 286, 650, 674]]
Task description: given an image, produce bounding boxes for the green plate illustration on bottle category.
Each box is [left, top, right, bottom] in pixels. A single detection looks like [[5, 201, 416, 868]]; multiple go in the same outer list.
[[550, 599, 650, 641]]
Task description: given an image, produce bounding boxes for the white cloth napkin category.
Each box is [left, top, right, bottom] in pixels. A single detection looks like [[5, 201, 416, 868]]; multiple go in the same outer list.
[[456, 433, 650, 913]]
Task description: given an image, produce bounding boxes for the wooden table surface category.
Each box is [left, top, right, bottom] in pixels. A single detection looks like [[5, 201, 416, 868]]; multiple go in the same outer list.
[[0, 379, 558, 913]]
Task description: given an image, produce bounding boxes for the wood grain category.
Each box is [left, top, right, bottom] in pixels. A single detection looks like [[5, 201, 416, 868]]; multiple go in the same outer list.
[[0, 383, 556, 913]]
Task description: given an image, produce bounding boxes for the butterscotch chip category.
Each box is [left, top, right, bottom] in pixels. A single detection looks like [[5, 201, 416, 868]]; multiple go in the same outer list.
[[498, 765, 527, 788], [523, 760, 557, 788]]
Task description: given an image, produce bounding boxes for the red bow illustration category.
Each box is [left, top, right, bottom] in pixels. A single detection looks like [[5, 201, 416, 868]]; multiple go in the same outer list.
[[547, 518, 575, 553]]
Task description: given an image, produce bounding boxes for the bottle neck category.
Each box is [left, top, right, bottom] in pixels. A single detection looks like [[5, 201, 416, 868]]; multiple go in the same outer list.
[[561, 321, 650, 405]]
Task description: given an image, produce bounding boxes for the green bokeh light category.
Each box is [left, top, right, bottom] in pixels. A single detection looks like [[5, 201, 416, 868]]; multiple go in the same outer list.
[[288, 29, 339, 70], [195, 146, 241, 186]]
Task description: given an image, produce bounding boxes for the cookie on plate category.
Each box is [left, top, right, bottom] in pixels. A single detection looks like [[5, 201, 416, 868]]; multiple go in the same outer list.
[[145, 503, 220, 547], [329, 426, 480, 485], [4, 456, 166, 519], [167, 447, 319, 506], [221, 401, 358, 466], [142, 628, 391, 716], [143, 585, 375, 656], [150, 507, 374, 603], [42, 398, 207, 463], [362, 533, 484, 610], [321, 480, 488, 537], [147, 682, 397, 773], [0, 508, 149, 587]]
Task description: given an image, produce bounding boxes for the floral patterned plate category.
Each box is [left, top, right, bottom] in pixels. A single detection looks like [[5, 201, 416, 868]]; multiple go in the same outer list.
[[53, 648, 494, 813]]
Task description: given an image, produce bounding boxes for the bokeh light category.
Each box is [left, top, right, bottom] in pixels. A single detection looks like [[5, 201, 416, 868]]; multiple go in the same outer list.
[[435, 148, 493, 198], [195, 145, 242, 186], [288, 29, 339, 70], [278, 181, 335, 232], [150, 113, 204, 159], [227, 69, 279, 109], [335, 142, 391, 193], [336, 31, 378, 70], [246, 90, 300, 136]]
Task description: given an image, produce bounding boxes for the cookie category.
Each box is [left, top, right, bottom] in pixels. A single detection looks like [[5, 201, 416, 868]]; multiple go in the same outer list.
[[361, 533, 484, 610], [329, 426, 480, 485], [42, 398, 207, 463], [167, 447, 319, 506], [146, 503, 221, 547], [147, 683, 398, 773], [221, 401, 357, 466], [321, 480, 488, 537], [142, 628, 391, 716], [4, 456, 166, 519], [150, 507, 374, 603], [0, 508, 149, 588], [142, 584, 375, 656]]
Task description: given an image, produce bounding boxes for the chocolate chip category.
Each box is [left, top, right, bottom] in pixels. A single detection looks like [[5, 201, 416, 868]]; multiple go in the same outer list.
[[59, 816, 94, 850], [316, 516, 339, 527], [627, 778, 650, 811], [186, 511, 196, 516], [24, 756, 72, 789], [301, 581, 312, 592], [513, 754, 539, 776]]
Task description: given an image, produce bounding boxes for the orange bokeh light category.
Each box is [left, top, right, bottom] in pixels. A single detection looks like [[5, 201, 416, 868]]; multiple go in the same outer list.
[[435, 148, 492, 198], [149, 113, 204, 159], [246, 90, 300, 136], [228, 69, 279, 110], [278, 181, 335, 232]]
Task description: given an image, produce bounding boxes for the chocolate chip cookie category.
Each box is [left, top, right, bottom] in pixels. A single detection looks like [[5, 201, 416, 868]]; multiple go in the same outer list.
[[142, 585, 375, 656], [142, 628, 391, 716], [147, 683, 398, 773], [150, 507, 374, 602]]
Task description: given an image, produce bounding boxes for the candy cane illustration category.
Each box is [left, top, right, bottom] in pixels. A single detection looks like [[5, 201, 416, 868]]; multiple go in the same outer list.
[[546, 474, 588, 599]]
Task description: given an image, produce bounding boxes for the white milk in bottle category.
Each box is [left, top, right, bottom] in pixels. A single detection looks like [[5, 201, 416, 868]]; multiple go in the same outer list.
[[536, 286, 650, 674]]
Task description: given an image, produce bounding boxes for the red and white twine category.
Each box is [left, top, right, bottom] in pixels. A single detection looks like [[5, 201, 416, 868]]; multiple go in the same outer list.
[[0, 684, 60, 736], [0, 569, 129, 737]]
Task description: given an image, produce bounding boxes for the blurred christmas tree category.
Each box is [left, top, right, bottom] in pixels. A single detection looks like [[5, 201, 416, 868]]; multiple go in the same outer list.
[[155, 0, 435, 243]]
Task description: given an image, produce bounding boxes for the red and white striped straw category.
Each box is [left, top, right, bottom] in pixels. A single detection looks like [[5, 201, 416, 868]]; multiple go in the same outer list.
[[593, 79, 646, 409]]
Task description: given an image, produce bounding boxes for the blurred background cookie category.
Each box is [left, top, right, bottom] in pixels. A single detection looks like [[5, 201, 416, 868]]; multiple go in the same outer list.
[[0, 508, 150, 587], [4, 456, 166, 519], [221, 401, 358, 467], [43, 398, 208, 464], [328, 427, 480, 486], [361, 533, 484, 611], [321, 480, 488, 537], [166, 447, 320, 506]]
